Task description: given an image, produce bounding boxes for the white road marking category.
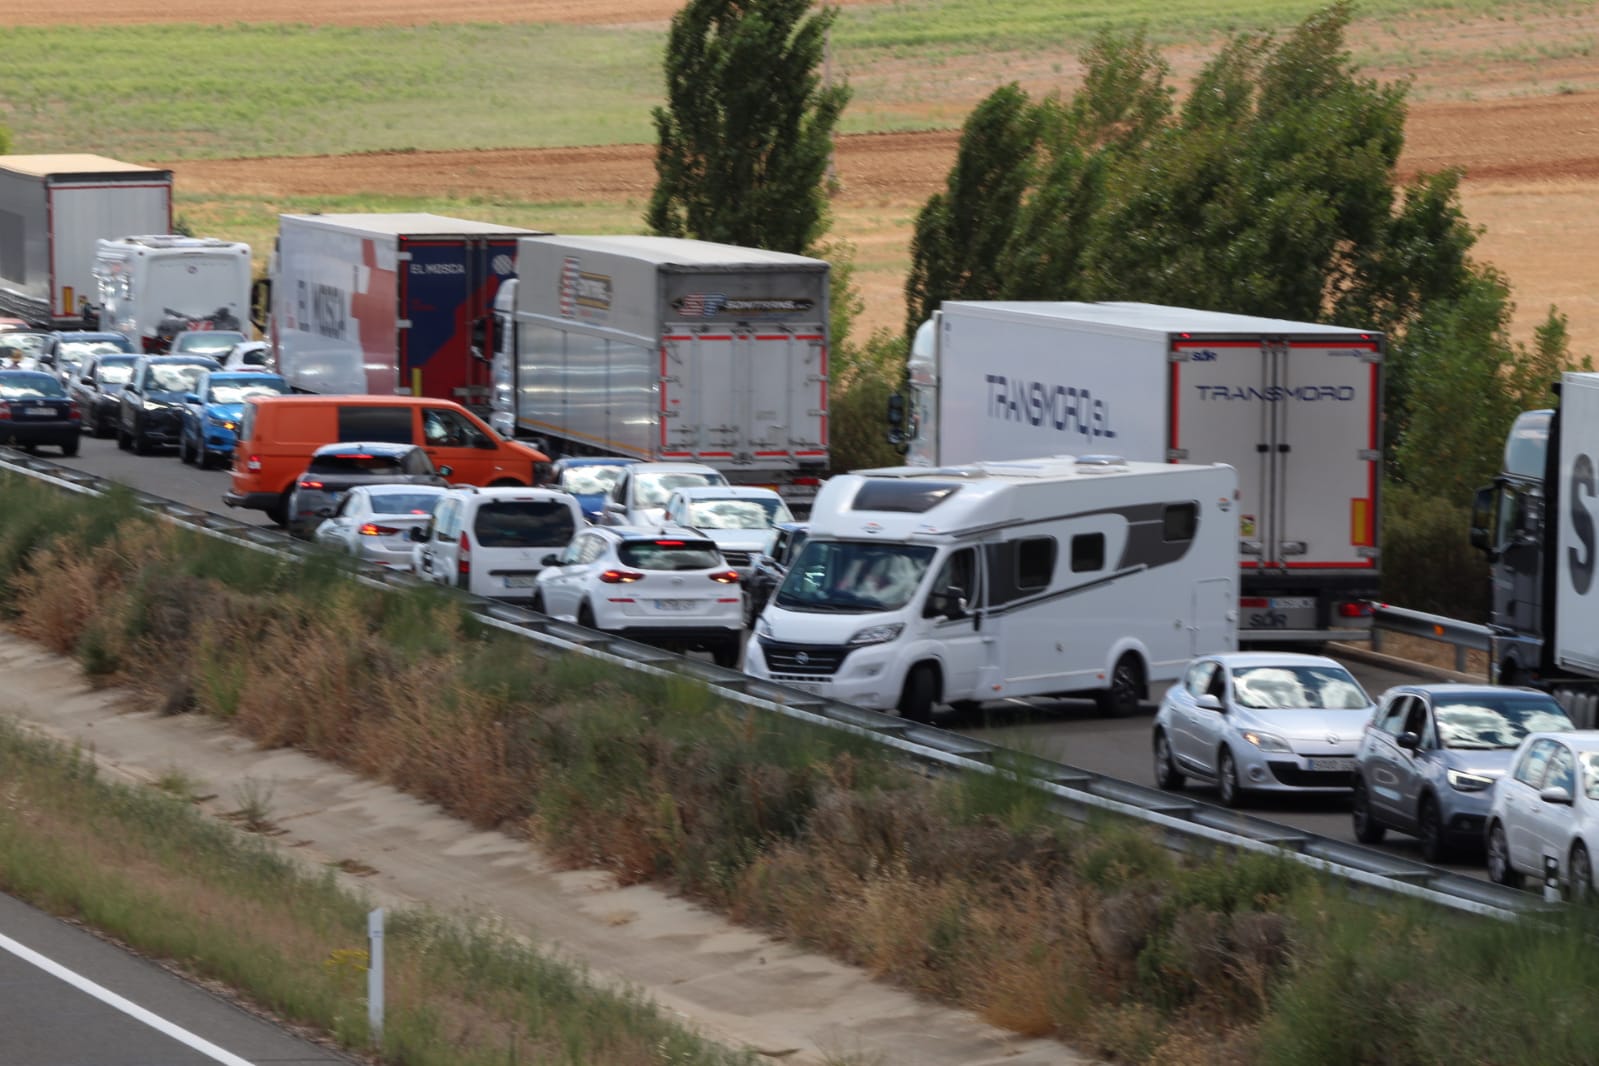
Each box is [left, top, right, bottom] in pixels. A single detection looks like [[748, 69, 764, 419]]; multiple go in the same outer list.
[[0, 930, 259, 1066]]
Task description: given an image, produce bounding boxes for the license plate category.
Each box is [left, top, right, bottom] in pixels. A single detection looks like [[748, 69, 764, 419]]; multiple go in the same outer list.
[[1309, 758, 1352, 772], [653, 598, 695, 611], [24, 406, 53, 416], [503, 575, 538, 588], [1272, 597, 1315, 609]]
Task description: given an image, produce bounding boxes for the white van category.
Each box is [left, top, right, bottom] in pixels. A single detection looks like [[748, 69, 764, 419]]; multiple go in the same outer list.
[[744, 456, 1238, 721], [411, 485, 584, 602]]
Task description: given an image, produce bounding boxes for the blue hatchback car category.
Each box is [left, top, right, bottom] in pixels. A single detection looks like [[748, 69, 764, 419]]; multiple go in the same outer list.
[[548, 456, 640, 523], [179, 370, 290, 469]]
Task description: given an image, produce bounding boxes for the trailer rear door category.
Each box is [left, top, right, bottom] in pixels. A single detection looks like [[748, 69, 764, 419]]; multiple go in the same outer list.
[[1171, 337, 1380, 571]]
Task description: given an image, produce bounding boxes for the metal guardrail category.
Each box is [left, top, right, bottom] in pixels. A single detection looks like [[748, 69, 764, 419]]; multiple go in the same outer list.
[[0, 449, 1557, 922], [1370, 602, 1496, 675]]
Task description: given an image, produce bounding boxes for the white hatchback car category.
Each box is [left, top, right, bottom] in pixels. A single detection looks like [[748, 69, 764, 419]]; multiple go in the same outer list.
[[531, 525, 743, 667], [1486, 730, 1599, 897], [410, 486, 584, 602], [661, 485, 794, 578], [1151, 652, 1376, 807], [312, 484, 448, 569], [600, 462, 729, 528]]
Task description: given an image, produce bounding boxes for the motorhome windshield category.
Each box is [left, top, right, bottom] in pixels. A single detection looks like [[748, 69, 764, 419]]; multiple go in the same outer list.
[[774, 541, 936, 613]]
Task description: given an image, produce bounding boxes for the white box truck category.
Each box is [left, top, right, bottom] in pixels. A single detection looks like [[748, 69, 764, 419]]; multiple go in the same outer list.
[[901, 301, 1383, 641], [261, 213, 544, 406], [744, 455, 1239, 720], [92, 235, 252, 352], [0, 154, 173, 328], [493, 235, 830, 506], [1473, 373, 1599, 722]]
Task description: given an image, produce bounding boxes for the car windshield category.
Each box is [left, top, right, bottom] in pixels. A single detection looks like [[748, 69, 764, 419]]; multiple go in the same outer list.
[[0, 373, 66, 398], [473, 501, 576, 547], [774, 541, 936, 613], [96, 357, 137, 383], [208, 379, 288, 404], [558, 464, 629, 495], [1434, 697, 1573, 749], [368, 491, 444, 516], [175, 331, 245, 354], [634, 471, 727, 508], [683, 496, 792, 530], [1581, 753, 1599, 801], [147, 364, 210, 393], [1230, 665, 1369, 710], [0, 333, 49, 357], [61, 339, 131, 358], [618, 537, 723, 571]]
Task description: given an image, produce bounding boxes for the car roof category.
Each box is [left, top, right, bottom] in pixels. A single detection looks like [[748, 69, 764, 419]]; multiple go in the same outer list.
[[310, 441, 419, 456], [1382, 683, 1556, 699], [141, 354, 223, 365], [1524, 730, 1599, 752], [667, 485, 784, 500], [445, 485, 578, 502], [604, 524, 715, 541], [553, 456, 639, 468], [362, 483, 447, 495], [630, 462, 725, 476], [1200, 652, 1350, 669]]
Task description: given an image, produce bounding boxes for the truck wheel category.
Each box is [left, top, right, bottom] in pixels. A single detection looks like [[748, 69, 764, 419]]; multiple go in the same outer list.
[[898, 664, 938, 724], [1096, 654, 1144, 718]]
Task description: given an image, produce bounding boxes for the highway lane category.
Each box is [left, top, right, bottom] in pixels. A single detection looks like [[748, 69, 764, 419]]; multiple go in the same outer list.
[[42, 434, 1490, 878], [0, 891, 347, 1065]]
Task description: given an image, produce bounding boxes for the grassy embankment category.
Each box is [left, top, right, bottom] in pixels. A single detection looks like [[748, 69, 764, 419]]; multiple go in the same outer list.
[[5, 475, 1599, 1064]]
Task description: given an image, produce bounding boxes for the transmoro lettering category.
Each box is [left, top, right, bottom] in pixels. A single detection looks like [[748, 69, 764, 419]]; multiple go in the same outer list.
[[985, 374, 1115, 439], [1194, 385, 1357, 402]]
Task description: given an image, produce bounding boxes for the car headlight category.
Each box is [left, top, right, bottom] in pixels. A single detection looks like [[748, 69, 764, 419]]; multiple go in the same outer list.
[[848, 623, 904, 646], [1240, 730, 1293, 753], [1447, 769, 1495, 793], [206, 415, 236, 429], [142, 398, 167, 412]]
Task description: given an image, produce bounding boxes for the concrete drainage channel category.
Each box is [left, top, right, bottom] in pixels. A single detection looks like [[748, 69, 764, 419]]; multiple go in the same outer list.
[[0, 449, 1553, 922]]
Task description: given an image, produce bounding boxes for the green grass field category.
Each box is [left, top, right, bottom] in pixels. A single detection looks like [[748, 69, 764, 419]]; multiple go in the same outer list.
[[0, 0, 1571, 161]]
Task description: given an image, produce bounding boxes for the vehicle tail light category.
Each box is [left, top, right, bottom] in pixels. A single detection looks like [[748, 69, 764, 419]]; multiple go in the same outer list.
[[599, 569, 645, 584], [67, 402, 81, 422], [141, 336, 163, 353], [298, 478, 325, 490], [1338, 600, 1373, 618], [358, 523, 399, 537], [0, 402, 9, 421], [654, 540, 685, 547], [246, 454, 262, 472], [793, 477, 821, 487], [1239, 597, 1269, 609], [458, 532, 471, 577], [708, 570, 741, 584]]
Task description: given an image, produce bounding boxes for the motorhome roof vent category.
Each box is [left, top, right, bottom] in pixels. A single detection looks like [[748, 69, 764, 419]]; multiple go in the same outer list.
[[851, 480, 963, 513]]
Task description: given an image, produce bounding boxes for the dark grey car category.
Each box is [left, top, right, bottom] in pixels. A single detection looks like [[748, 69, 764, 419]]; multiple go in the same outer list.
[[286, 441, 451, 539], [1352, 683, 1573, 862], [69, 352, 139, 438], [117, 354, 222, 454]]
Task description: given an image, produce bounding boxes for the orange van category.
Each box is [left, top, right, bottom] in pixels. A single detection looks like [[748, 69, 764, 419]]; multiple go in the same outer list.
[[224, 395, 549, 525]]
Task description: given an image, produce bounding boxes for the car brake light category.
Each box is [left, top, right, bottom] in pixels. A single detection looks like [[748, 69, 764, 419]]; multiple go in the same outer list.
[[654, 540, 685, 547], [246, 454, 262, 472], [1338, 601, 1373, 618], [299, 479, 325, 490], [708, 570, 740, 584], [599, 569, 645, 584], [67, 402, 81, 421], [358, 523, 399, 537], [793, 477, 821, 487], [458, 532, 471, 576], [1239, 597, 1269, 609], [0, 402, 9, 421]]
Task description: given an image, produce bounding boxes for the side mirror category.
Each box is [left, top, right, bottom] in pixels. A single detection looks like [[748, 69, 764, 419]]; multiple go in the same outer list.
[[184, 392, 202, 405], [1469, 485, 1495, 553], [314, 507, 334, 518], [1195, 694, 1223, 712], [1397, 731, 1421, 751], [437, 465, 453, 478], [886, 391, 905, 428], [541, 553, 561, 566], [408, 526, 428, 543], [938, 585, 968, 620], [1540, 785, 1574, 806], [39, 354, 54, 367]]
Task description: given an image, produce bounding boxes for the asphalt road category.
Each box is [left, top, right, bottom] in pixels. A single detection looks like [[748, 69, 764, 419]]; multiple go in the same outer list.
[[0, 891, 347, 1065], [40, 433, 1486, 878]]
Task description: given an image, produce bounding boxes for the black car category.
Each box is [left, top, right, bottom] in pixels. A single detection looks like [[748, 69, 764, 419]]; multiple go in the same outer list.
[[286, 441, 451, 538], [117, 354, 223, 454], [0, 370, 82, 457], [70, 353, 140, 439], [744, 521, 809, 627]]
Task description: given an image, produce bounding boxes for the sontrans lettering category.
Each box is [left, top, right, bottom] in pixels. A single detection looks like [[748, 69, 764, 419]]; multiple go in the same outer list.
[[985, 374, 1115, 440], [1194, 384, 1356, 402]]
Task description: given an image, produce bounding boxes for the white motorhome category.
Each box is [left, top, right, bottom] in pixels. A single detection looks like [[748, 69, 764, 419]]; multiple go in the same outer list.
[[93, 235, 252, 352], [744, 456, 1238, 721]]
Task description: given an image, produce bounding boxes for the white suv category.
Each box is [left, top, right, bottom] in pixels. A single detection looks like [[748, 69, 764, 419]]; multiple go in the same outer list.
[[411, 485, 584, 602]]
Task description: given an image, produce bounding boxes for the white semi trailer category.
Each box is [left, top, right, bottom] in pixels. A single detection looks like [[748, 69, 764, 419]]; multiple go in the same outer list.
[[899, 301, 1384, 642]]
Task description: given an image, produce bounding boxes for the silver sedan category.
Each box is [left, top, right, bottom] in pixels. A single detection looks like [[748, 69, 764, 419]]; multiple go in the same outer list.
[[1151, 652, 1376, 807], [312, 485, 448, 570]]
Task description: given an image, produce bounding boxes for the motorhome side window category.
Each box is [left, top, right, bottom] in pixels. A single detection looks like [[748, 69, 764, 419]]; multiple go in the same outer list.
[[1070, 533, 1104, 573], [1163, 503, 1198, 542], [1015, 538, 1056, 590], [925, 548, 978, 618]]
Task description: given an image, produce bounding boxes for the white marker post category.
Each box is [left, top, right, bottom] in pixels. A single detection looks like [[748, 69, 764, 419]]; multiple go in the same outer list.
[[367, 908, 385, 1043]]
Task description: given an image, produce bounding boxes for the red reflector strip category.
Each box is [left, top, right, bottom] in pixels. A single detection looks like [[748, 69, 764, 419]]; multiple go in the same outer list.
[[1240, 598, 1269, 608]]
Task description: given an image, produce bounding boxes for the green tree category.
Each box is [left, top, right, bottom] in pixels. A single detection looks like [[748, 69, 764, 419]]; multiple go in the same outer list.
[[646, 0, 849, 256]]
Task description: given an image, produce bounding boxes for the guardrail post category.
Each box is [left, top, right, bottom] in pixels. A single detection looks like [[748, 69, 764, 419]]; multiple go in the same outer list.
[[368, 907, 385, 1043], [1543, 857, 1562, 903]]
